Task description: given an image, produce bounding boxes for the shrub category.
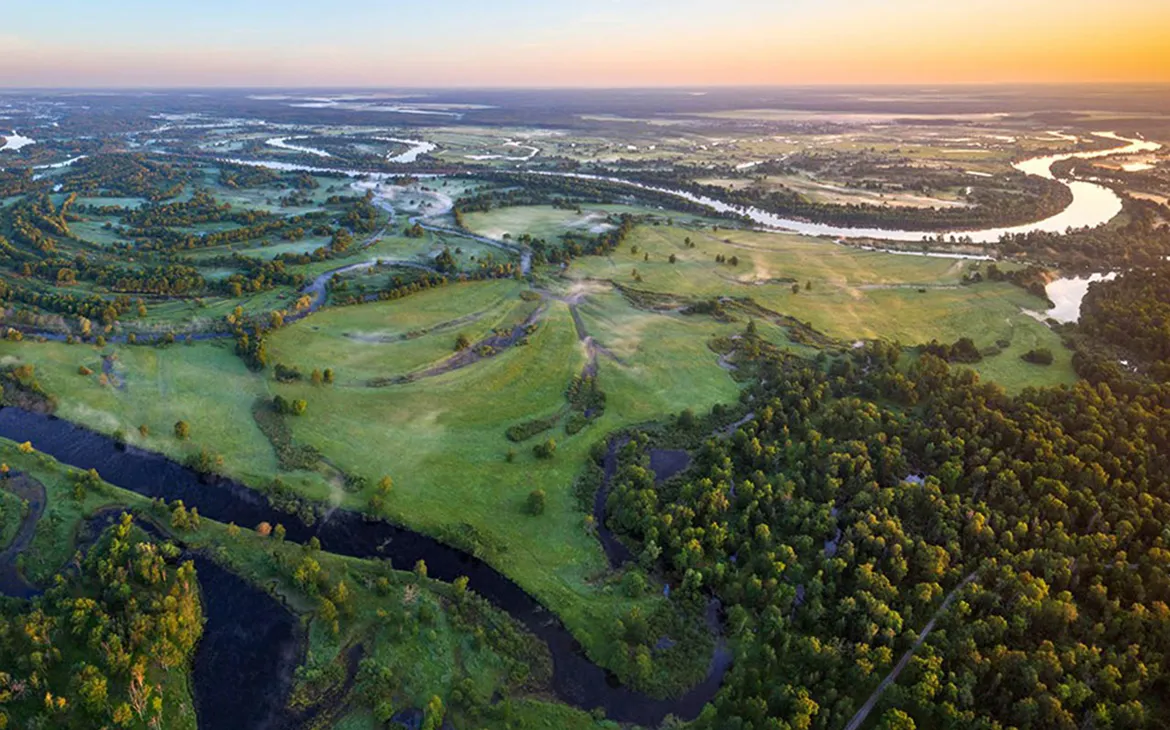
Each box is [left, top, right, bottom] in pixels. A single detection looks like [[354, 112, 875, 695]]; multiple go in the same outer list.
[[274, 363, 303, 382], [1021, 347, 1055, 365], [533, 438, 557, 460], [527, 489, 547, 515], [506, 413, 560, 442]]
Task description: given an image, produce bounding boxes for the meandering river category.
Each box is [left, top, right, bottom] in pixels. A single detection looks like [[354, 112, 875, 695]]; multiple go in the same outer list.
[[0, 408, 729, 728], [538, 132, 1159, 244], [224, 130, 1158, 245]]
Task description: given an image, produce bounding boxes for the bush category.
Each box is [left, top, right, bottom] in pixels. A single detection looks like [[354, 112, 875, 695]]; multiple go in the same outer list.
[[506, 413, 560, 442], [1021, 347, 1055, 365], [533, 438, 557, 460], [622, 569, 648, 597], [565, 412, 588, 435], [174, 420, 190, 440], [527, 489, 546, 515], [274, 363, 303, 382]]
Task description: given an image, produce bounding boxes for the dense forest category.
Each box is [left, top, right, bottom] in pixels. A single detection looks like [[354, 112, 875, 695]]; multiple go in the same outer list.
[[0, 514, 203, 729], [604, 268, 1170, 730], [997, 199, 1170, 270], [1080, 262, 1170, 380]]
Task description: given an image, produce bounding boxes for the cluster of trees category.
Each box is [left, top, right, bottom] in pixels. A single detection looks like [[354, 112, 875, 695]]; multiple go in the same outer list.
[[603, 279, 1170, 728], [339, 196, 381, 234], [0, 514, 202, 729], [565, 373, 605, 435], [918, 336, 984, 363], [2, 194, 74, 256], [216, 163, 281, 189], [234, 326, 270, 371], [0, 168, 45, 198], [0, 197, 208, 298], [0, 273, 133, 325], [272, 394, 307, 416], [60, 154, 190, 200], [978, 262, 1051, 301], [215, 255, 305, 298], [453, 186, 578, 215], [518, 213, 640, 268]]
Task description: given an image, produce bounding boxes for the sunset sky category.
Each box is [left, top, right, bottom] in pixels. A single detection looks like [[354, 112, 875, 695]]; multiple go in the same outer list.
[[3, 0, 1169, 87]]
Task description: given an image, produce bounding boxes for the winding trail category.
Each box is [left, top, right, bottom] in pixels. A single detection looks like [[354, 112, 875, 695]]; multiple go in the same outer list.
[[842, 571, 978, 730]]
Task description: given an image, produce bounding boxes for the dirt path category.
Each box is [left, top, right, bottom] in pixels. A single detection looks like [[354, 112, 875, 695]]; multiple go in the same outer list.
[[842, 571, 978, 730]]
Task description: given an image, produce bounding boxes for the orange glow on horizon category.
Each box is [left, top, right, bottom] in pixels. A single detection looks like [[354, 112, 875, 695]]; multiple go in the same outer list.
[[1, 2, 1168, 87]]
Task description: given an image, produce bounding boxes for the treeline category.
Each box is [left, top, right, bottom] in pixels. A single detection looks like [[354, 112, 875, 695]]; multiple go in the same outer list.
[[0, 514, 202, 729], [329, 270, 518, 309], [457, 172, 743, 221], [91, 190, 274, 228], [604, 276, 1170, 729], [454, 187, 583, 214], [1080, 261, 1170, 380], [997, 198, 1170, 270], [0, 272, 133, 324], [627, 169, 1073, 232], [216, 255, 305, 298]]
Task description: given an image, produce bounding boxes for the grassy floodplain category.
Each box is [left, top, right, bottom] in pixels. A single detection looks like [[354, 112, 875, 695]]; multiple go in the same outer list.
[[0, 437, 610, 730], [564, 220, 1077, 390], [0, 209, 1077, 689]]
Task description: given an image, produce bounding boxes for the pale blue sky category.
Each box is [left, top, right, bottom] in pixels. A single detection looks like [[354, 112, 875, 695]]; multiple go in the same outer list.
[[3, 0, 1167, 86]]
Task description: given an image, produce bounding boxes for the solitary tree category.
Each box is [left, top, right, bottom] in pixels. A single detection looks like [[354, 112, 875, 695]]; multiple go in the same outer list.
[[174, 420, 190, 440]]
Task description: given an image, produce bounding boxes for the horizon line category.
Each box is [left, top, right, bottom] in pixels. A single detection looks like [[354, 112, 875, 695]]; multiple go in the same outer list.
[[3, 81, 1170, 92]]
